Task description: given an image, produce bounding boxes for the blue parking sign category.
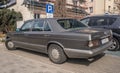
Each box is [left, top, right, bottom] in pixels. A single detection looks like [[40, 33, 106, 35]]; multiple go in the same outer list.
[[46, 4, 54, 13]]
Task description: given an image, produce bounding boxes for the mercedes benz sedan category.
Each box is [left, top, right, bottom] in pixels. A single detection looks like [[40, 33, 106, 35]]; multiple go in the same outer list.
[[5, 18, 113, 64]]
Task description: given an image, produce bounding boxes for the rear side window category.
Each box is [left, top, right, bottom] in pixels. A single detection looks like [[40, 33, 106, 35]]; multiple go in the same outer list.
[[32, 20, 51, 31], [57, 19, 87, 29], [32, 20, 44, 31]]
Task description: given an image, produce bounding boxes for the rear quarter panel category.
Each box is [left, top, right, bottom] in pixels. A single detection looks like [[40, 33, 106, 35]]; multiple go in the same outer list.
[[47, 32, 90, 50]]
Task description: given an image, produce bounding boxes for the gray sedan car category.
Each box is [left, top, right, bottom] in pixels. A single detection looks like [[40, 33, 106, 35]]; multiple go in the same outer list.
[[5, 18, 113, 64]]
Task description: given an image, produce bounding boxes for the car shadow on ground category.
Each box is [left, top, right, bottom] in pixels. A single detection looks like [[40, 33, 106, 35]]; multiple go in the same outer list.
[[16, 48, 49, 58], [67, 53, 105, 66], [15, 48, 105, 66]]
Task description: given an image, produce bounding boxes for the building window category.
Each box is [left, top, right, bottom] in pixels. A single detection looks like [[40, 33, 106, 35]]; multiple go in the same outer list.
[[34, 13, 40, 19], [89, 7, 93, 13], [108, 6, 111, 12], [73, 0, 78, 6], [91, 0, 93, 2]]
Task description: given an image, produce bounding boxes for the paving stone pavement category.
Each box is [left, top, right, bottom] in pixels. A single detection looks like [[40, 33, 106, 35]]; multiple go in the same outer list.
[[1, 43, 120, 73], [0, 51, 73, 73]]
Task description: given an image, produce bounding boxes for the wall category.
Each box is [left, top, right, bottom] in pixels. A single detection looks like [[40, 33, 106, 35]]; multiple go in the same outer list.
[[9, 0, 34, 21], [94, 0, 105, 15]]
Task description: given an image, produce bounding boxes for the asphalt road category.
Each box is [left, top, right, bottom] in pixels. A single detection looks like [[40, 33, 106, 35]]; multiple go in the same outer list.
[[0, 43, 120, 73], [105, 50, 120, 56]]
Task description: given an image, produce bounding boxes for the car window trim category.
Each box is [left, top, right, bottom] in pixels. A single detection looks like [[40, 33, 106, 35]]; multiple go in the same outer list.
[[80, 18, 90, 26], [46, 20, 53, 32]]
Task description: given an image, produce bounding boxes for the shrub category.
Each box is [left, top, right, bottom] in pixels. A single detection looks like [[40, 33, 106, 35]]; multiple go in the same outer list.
[[0, 9, 23, 33]]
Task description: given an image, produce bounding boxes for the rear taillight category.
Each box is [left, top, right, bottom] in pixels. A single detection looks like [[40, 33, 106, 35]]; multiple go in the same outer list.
[[88, 40, 99, 47]]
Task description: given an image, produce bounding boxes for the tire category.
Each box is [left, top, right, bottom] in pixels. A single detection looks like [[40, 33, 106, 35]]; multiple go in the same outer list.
[[48, 44, 67, 64], [5, 39, 16, 50], [108, 37, 120, 51]]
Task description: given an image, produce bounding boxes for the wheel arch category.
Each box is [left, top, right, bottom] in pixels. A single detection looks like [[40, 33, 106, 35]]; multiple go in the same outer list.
[[6, 36, 11, 40], [47, 41, 67, 64], [47, 41, 65, 51], [46, 41, 68, 56], [113, 33, 120, 43], [110, 33, 120, 51]]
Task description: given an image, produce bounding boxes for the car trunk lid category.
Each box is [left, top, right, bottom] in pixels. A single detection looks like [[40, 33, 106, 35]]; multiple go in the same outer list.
[[68, 27, 111, 40]]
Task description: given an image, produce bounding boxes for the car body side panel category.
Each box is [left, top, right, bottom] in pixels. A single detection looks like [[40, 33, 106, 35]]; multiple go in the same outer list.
[[6, 18, 112, 58]]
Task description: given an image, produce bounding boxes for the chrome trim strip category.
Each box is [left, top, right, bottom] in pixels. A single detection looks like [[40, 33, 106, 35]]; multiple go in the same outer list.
[[64, 48, 93, 54], [13, 41, 46, 48]]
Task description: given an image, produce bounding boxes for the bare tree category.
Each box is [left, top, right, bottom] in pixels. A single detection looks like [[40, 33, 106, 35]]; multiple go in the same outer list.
[[54, 0, 67, 17]]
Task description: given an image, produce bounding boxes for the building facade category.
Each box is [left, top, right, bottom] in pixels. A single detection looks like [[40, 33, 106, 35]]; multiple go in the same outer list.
[[85, 0, 120, 15], [105, 0, 120, 14], [8, 0, 87, 21]]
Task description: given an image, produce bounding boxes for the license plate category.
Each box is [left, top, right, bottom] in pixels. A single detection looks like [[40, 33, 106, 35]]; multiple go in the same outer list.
[[101, 38, 109, 44]]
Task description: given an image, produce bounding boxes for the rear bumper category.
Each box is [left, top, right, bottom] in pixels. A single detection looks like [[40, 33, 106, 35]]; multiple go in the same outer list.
[[64, 41, 113, 58]]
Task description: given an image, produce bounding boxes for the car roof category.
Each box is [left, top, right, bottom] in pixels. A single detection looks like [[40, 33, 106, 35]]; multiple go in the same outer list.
[[24, 18, 76, 32], [26, 18, 76, 21], [84, 14, 120, 18]]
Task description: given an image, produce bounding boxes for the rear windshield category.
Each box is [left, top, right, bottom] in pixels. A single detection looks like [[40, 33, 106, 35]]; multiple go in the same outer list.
[[57, 19, 87, 29]]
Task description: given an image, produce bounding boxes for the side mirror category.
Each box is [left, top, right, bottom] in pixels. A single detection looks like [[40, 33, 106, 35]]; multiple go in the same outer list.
[[16, 28, 20, 32]]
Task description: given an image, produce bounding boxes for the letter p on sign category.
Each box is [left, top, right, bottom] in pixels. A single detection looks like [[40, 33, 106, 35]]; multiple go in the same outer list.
[[46, 4, 54, 13], [48, 6, 52, 12]]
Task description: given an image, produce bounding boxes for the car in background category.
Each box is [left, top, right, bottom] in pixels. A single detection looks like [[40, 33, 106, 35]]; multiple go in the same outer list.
[[5, 18, 112, 64], [0, 0, 16, 9], [80, 15, 120, 51]]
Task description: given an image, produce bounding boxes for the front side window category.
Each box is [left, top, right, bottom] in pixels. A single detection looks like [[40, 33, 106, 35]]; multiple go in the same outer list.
[[21, 21, 34, 31], [57, 19, 87, 29]]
